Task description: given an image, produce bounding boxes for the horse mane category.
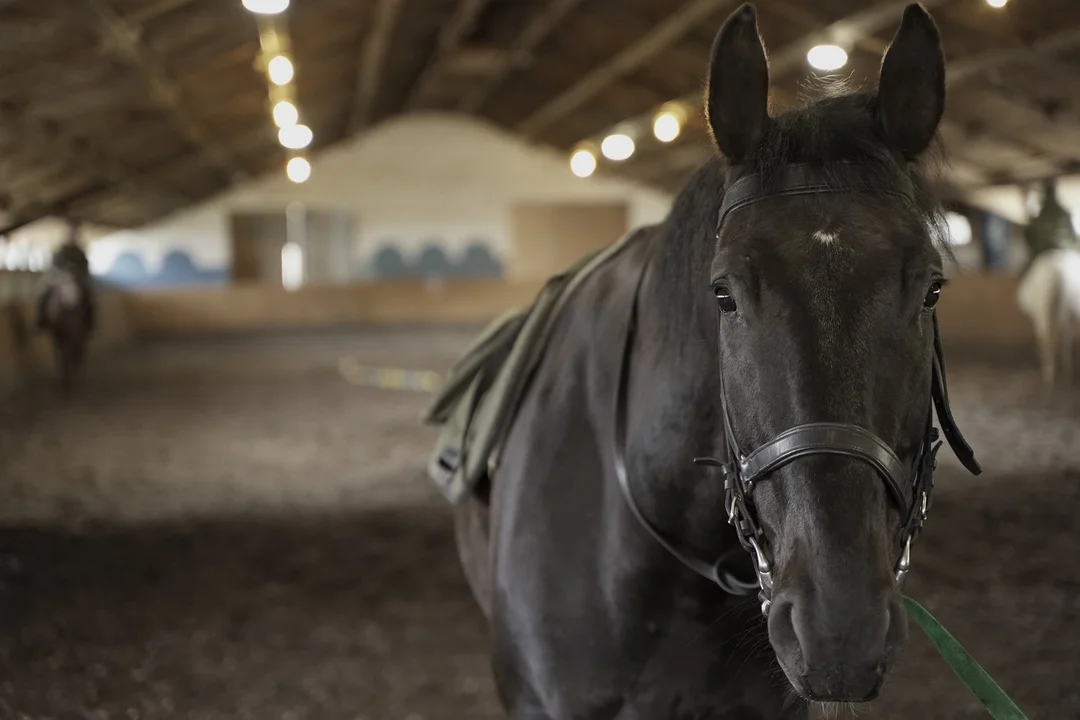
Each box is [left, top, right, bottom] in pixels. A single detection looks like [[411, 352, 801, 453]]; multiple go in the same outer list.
[[650, 79, 950, 346]]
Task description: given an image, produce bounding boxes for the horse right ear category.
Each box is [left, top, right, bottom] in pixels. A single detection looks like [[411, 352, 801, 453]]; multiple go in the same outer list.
[[705, 3, 770, 163]]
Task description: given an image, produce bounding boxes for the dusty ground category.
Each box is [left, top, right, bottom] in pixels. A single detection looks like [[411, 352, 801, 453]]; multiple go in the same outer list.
[[0, 328, 1077, 720]]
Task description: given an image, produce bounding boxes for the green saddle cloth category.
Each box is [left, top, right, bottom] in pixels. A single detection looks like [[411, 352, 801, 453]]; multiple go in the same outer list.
[[422, 227, 648, 503]]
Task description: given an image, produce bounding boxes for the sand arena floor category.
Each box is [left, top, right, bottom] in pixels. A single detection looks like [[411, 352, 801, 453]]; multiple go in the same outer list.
[[0, 328, 1077, 719]]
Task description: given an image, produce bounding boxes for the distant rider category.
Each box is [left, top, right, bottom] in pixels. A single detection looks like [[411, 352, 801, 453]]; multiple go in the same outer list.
[[37, 222, 96, 331]]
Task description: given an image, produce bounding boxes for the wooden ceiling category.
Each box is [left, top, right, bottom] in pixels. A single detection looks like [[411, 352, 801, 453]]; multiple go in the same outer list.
[[2, 0, 1080, 231]]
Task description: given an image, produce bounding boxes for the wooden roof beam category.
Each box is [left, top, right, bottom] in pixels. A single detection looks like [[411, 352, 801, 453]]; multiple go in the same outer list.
[[516, 0, 745, 139], [346, 0, 406, 134], [574, 0, 952, 151], [0, 103, 191, 212], [82, 0, 246, 183], [458, 0, 588, 114], [127, 0, 199, 25], [404, 0, 499, 111], [946, 25, 1080, 87], [0, 184, 112, 237]]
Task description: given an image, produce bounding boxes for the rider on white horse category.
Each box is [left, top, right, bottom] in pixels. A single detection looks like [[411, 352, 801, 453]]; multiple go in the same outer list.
[[1016, 179, 1080, 385]]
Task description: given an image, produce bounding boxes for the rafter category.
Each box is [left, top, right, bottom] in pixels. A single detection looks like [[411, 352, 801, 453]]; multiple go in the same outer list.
[[127, 0, 199, 25], [576, 0, 952, 154], [458, 0, 588, 114], [946, 25, 1080, 87], [599, 0, 1080, 192], [404, 0, 499, 111], [0, 184, 112, 237], [81, 0, 245, 182], [0, 103, 191, 212], [516, 0, 743, 139], [346, 0, 406, 134]]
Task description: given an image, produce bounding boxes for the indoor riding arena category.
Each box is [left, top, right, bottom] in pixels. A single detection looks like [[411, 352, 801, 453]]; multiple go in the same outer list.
[[2, 1, 1079, 719]]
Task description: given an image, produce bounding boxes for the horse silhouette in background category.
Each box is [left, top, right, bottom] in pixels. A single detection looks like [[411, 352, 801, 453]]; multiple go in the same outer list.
[[37, 266, 93, 393], [1018, 248, 1080, 387]]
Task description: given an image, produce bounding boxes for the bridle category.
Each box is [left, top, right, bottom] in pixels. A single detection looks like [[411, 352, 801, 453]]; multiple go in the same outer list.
[[613, 162, 983, 616]]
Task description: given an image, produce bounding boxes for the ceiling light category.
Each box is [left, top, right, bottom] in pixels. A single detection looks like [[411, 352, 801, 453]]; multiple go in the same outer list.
[[242, 0, 289, 14], [986, 0, 1007, 6], [601, 133, 635, 161], [286, 157, 311, 183], [570, 149, 597, 178], [278, 123, 312, 150], [273, 100, 298, 127], [653, 111, 682, 142], [944, 211, 972, 246], [268, 55, 294, 85], [807, 44, 848, 71]]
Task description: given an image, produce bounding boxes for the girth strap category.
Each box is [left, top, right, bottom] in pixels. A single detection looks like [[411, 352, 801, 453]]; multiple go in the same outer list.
[[740, 422, 911, 509]]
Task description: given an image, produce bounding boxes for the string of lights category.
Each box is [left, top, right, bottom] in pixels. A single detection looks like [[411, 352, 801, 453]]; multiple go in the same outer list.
[[243, 0, 312, 184]]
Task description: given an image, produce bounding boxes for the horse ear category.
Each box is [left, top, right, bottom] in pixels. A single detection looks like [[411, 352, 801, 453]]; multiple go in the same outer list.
[[705, 3, 770, 162], [877, 3, 946, 159]]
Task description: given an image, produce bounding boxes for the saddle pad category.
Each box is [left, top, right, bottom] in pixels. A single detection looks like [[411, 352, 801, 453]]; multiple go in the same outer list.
[[423, 226, 649, 504]]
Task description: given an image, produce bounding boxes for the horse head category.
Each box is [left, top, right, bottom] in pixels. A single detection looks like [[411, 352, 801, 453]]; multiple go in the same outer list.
[[699, 1, 966, 703]]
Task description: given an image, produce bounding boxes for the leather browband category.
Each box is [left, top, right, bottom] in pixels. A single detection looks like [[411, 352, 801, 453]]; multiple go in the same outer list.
[[717, 162, 917, 232]]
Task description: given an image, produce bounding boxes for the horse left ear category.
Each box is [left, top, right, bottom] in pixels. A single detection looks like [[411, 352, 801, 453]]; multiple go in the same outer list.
[[877, 3, 946, 159]]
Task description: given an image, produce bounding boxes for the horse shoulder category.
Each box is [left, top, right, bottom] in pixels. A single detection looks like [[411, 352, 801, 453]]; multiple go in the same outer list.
[[486, 249, 649, 715]]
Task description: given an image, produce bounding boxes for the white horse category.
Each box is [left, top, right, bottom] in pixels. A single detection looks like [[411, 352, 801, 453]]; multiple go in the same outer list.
[[1017, 247, 1080, 385]]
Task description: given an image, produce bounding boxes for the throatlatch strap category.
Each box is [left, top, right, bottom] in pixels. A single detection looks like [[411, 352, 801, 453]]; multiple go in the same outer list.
[[903, 596, 1028, 720]]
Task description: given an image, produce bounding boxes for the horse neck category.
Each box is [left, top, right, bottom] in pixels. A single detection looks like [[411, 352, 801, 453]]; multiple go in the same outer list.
[[628, 226, 726, 482], [637, 216, 720, 383]]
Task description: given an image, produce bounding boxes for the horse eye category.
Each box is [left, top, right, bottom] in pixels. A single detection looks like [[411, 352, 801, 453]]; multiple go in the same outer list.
[[923, 281, 942, 310], [714, 286, 738, 314]]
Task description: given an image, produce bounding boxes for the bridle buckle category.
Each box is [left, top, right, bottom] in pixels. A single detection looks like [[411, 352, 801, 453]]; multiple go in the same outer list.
[[894, 535, 912, 586]]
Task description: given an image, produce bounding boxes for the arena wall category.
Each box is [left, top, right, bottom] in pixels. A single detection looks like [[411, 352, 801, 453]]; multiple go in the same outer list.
[[121, 271, 1035, 352], [0, 270, 1035, 396], [86, 113, 672, 289]]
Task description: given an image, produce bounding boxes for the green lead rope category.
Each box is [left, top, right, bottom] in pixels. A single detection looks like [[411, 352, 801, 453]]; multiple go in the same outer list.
[[902, 596, 1028, 720]]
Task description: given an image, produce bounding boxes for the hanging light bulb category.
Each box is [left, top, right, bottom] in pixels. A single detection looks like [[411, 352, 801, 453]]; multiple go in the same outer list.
[[273, 100, 298, 128], [601, 134, 635, 161], [570, 149, 597, 178], [243, 0, 289, 13], [807, 44, 848, 71], [268, 55, 294, 85], [653, 111, 682, 142], [278, 123, 312, 150], [287, 157, 311, 183], [986, 0, 1007, 7]]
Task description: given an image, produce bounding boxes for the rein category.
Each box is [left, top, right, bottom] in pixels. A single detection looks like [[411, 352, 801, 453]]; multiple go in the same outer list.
[[612, 162, 1027, 719]]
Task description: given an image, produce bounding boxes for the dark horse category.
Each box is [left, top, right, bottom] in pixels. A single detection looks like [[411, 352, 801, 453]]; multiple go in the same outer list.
[[38, 267, 92, 392], [453, 3, 982, 717]]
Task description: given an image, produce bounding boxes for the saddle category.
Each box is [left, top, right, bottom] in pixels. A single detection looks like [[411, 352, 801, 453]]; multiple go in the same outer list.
[[423, 227, 648, 504]]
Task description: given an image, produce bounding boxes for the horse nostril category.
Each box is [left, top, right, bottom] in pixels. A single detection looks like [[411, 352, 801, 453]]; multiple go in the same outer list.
[[768, 588, 904, 702], [766, 596, 804, 672], [884, 594, 910, 657]]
